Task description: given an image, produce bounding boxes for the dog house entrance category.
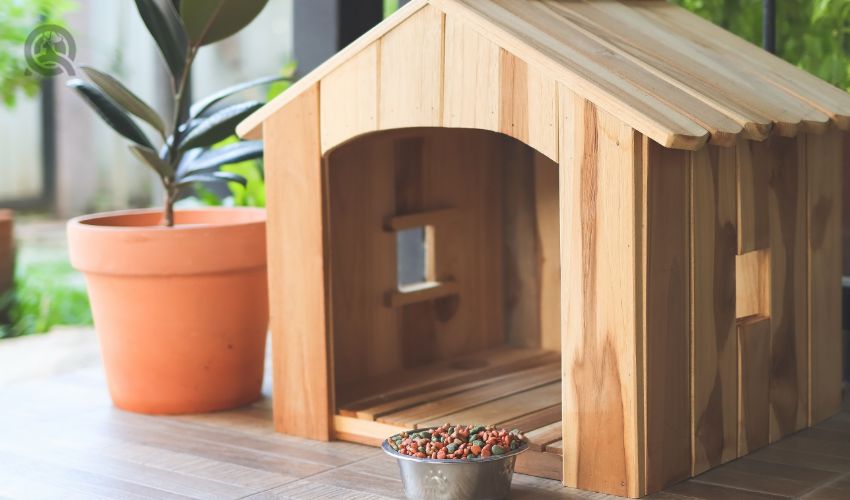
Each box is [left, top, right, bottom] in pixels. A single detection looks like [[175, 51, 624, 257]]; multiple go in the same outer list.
[[325, 128, 563, 479]]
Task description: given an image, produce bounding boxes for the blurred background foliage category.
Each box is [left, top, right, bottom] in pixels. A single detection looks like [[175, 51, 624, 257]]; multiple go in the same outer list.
[[0, 0, 77, 108], [672, 0, 850, 90]]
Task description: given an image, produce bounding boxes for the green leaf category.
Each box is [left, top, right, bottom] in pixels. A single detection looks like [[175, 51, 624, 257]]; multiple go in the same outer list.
[[81, 66, 167, 138], [180, 0, 269, 46], [66, 79, 153, 149], [128, 144, 173, 178], [182, 141, 263, 174], [177, 171, 247, 187], [190, 75, 286, 118], [178, 100, 263, 151], [135, 0, 188, 83]]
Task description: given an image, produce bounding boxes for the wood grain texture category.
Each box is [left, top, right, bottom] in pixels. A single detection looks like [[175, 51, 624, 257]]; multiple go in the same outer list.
[[807, 129, 844, 425], [534, 153, 561, 351], [554, 0, 828, 139], [738, 316, 771, 456], [736, 249, 771, 319], [737, 139, 771, 254], [319, 42, 378, 153], [242, 0, 850, 149], [378, 363, 560, 427], [328, 129, 506, 400], [418, 382, 561, 429], [691, 145, 738, 474], [443, 14, 500, 131], [378, 5, 444, 130], [502, 142, 560, 350], [3, 360, 850, 500], [761, 135, 809, 442], [327, 135, 399, 387], [263, 85, 331, 440], [560, 86, 643, 497], [632, 0, 850, 131], [433, 0, 710, 150], [644, 139, 691, 492], [499, 50, 559, 161]]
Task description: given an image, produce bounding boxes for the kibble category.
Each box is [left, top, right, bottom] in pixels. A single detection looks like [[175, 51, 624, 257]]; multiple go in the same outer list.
[[386, 424, 526, 461]]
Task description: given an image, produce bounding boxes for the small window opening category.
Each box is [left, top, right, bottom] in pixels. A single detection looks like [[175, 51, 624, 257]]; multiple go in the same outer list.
[[396, 225, 434, 291]]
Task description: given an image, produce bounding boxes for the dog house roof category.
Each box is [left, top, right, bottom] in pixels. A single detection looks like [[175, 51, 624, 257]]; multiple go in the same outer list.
[[237, 0, 850, 150]]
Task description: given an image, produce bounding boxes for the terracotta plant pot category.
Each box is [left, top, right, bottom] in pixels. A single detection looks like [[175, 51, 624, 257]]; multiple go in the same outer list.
[[67, 208, 268, 414]]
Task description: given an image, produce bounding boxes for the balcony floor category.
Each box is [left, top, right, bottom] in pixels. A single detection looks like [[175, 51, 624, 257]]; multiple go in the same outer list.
[[0, 334, 848, 499]]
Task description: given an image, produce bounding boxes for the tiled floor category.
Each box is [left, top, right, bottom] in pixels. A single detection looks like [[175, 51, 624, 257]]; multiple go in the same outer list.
[[0, 362, 847, 499]]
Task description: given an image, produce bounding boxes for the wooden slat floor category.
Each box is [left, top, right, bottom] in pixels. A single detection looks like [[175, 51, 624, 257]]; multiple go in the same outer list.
[[0, 365, 847, 499]]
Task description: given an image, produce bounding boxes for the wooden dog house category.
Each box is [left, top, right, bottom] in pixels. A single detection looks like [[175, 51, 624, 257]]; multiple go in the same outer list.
[[237, 0, 850, 497]]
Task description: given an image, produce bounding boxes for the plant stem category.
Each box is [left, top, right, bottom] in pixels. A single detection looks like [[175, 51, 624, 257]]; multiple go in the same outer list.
[[164, 187, 177, 227], [163, 45, 199, 227]]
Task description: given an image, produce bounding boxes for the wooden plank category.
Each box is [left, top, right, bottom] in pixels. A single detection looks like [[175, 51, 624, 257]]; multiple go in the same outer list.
[[319, 42, 378, 153], [644, 138, 691, 492], [387, 281, 459, 307], [633, 1, 850, 132], [393, 137, 438, 370], [499, 50, 559, 161], [738, 316, 771, 456], [327, 135, 399, 391], [546, 440, 563, 456], [236, 0, 429, 139], [431, 0, 709, 150], [761, 135, 809, 442], [691, 145, 738, 474], [442, 14, 500, 131], [418, 382, 562, 429], [420, 130, 505, 358], [498, 404, 561, 432], [525, 421, 562, 451], [807, 129, 844, 424], [378, 5, 444, 130], [736, 249, 771, 319], [534, 153, 561, 351], [516, 450, 563, 481], [333, 415, 405, 444], [351, 362, 560, 421], [502, 142, 560, 349], [556, 0, 829, 139], [378, 363, 560, 427], [737, 140, 771, 254], [339, 346, 558, 408], [560, 86, 643, 497], [263, 85, 331, 441]]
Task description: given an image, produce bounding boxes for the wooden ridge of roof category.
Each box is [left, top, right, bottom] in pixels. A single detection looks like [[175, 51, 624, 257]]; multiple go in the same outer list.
[[237, 0, 850, 150]]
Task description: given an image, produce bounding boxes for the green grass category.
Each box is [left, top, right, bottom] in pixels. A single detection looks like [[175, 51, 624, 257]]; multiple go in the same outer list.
[[0, 258, 92, 339]]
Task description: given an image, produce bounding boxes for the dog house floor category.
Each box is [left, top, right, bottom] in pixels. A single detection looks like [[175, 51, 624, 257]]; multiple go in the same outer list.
[[333, 346, 564, 480]]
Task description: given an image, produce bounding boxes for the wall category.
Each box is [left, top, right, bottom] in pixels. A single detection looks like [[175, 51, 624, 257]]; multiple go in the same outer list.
[[1, 0, 294, 216]]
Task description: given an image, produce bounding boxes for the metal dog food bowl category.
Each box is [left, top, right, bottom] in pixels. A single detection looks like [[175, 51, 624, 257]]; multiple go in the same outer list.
[[382, 428, 529, 500]]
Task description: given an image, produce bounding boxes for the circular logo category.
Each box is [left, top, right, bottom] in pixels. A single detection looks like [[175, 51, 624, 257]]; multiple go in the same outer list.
[[25, 24, 76, 77]]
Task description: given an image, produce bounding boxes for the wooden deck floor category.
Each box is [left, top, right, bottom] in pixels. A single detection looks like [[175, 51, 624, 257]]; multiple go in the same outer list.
[[0, 365, 847, 499]]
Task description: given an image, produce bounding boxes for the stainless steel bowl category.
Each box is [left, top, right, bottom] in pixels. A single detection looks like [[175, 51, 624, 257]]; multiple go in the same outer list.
[[382, 428, 529, 500]]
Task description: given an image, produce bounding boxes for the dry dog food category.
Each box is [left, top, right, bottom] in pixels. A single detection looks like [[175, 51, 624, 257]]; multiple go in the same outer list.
[[386, 424, 526, 460]]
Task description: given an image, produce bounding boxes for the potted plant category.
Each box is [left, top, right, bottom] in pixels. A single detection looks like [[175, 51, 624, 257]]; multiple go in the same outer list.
[[66, 0, 280, 414]]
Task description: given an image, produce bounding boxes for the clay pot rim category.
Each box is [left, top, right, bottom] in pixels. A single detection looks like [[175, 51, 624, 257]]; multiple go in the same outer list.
[[68, 207, 266, 233], [67, 207, 267, 276]]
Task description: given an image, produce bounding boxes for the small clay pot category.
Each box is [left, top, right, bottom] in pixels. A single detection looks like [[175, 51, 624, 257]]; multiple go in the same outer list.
[[67, 208, 268, 414]]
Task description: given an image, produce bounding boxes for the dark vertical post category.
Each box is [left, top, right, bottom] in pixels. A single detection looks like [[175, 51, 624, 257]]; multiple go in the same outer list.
[[293, 0, 384, 75], [39, 76, 56, 210], [762, 0, 776, 53]]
